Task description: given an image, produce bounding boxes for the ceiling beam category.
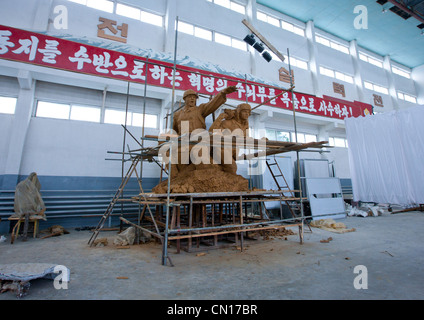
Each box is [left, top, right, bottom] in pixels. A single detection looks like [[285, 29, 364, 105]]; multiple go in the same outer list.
[[242, 19, 285, 63], [387, 0, 424, 23]]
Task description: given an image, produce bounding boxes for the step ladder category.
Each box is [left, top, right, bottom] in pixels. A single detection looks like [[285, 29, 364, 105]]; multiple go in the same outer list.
[[88, 155, 141, 247], [266, 157, 311, 231], [266, 158, 295, 198]]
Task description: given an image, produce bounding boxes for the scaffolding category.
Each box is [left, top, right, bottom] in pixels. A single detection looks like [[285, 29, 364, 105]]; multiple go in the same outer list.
[[87, 128, 328, 265], [123, 190, 304, 254], [87, 18, 330, 266]]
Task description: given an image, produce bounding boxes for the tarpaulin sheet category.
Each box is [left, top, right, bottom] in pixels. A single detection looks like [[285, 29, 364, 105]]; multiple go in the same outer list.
[[345, 106, 424, 206], [0, 263, 59, 282]]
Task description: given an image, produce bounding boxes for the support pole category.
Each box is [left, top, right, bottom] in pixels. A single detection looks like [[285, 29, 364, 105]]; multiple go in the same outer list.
[[137, 57, 149, 242], [162, 16, 179, 266], [120, 82, 131, 231], [239, 195, 244, 251], [188, 196, 193, 251], [287, 48, 304, 244]]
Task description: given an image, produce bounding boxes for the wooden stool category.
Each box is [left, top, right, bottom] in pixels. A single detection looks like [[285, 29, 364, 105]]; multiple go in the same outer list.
[[8, 216, 42, 244]]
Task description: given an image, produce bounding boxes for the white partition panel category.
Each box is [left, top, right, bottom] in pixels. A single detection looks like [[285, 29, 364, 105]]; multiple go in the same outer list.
[[306, 177, 346, 220]]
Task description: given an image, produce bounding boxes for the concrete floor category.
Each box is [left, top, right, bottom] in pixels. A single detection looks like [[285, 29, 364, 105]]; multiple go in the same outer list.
[[0, 211, 423, 300]]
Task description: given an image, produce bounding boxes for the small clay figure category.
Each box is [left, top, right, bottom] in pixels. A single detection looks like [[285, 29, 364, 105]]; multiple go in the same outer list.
[[12, 172, 47, 241], [13, 172, 46, 220]]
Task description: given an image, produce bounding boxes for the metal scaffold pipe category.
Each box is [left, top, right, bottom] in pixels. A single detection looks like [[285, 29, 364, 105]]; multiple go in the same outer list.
[[162, 16, 180, 267]]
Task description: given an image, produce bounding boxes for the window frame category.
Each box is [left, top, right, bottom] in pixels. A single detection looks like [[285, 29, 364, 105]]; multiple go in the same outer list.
[[86, 0, 114, 13], [329, 136, 348, 148], [364, 81, 389, 95], [398, 92, 417, 104], [104, 108, 158, 128], [116, 3, 141, 20], [0, 96, 18, 115], [266, 128, 316, 143], [315, 35, 349, 54], [208, 0, 246, 14], [35, 100, 102, 123], [392, 66, 411, 79], [359, 52, 383, 68], [319, 66, 354, 84], [140, 10, 163, 27]]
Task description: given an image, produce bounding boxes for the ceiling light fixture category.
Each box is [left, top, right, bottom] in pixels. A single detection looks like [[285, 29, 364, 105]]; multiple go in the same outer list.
[[244, 33, 272, 62], [253, 42, 265, 53], [262, 51, 272, 62], [243, 34, 256, 46]]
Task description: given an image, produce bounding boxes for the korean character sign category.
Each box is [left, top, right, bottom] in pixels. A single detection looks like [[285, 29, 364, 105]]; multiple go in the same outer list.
[[67, 44, 133, 79], [66, 44, 150, 82], [0, 24, 372, 120], [0, 24, 137, 83], [0, 28, 62, 65], [175, 66, 239, 98], [0, 30, 15, 54], [149, 64, 183, 88], [271, 90, 358, 120], [97, 17, 128, 44]]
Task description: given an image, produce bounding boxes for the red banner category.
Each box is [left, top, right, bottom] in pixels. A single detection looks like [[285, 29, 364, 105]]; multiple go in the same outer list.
[[0, 25, 371, 119]]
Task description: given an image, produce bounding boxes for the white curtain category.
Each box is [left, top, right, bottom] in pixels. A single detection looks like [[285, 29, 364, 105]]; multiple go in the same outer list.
[[345, 106, 424, 206]]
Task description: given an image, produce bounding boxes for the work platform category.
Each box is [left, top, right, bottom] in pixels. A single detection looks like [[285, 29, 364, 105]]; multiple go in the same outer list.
[[88, 134, 328, 265], [122, 190, 306, 254], [87, 74, 329, 265]]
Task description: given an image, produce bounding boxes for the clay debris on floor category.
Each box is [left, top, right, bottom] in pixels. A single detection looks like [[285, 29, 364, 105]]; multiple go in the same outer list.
[[248, 227, 296, 241], [0, 211, 423, 300]]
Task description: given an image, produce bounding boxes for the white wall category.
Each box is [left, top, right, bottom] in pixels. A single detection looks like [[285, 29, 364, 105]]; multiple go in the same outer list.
[[0, 116, 14, 175], [19, 116, 160, 178], [0, 71, 162, 189], [412, 64, 424, 105], [0, 0, 423, 190]]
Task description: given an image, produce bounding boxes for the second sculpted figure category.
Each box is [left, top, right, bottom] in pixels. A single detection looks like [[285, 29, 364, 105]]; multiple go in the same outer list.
[[209, 103, 252, 174]]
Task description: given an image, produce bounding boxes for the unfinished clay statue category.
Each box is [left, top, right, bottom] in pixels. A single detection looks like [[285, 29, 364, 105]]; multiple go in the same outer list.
[[152, 88, 253, 194], [12, 172, 46, 220], [168, 86, 238, 178]]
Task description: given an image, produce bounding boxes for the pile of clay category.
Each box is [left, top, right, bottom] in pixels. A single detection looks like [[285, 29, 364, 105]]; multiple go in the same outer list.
[[152, 165, 249, 194]]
